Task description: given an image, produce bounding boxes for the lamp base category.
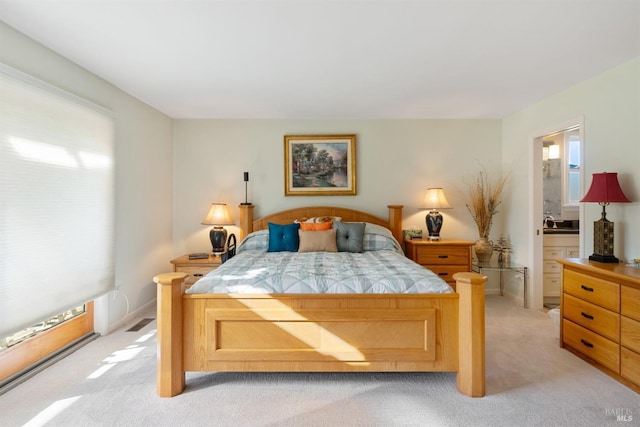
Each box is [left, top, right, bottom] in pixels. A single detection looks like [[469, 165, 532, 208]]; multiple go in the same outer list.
[[426, 210, 443, 241], [210, 226, 228, 255], [590, 213, 618, 263], [588, 254, 620, 263]]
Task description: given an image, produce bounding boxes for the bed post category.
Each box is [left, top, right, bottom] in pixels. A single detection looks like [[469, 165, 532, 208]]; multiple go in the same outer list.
[[387, 205, 403, 243], [453, 271, 487, 397], [154, 272, 188, 397], [239, 204, 255, 241]]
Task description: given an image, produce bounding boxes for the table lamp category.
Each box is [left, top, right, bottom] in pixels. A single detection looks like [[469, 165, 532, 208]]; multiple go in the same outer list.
[[580, 172, 630, 263], [423, 188, 451, 241], [201, 203, 234, 255]]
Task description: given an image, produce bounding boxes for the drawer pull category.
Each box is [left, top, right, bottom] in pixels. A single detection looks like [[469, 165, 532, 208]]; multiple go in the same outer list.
[[438, 272, 448, 276], [438, 255, 449, 259], [193, 274, 204, 277], [580, 339, 594, 348], [580, 312, 594, 320], [580, 284, 594, 292]]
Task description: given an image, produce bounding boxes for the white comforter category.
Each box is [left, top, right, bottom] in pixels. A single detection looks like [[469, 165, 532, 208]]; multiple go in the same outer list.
[[187, 227, 453, 295]]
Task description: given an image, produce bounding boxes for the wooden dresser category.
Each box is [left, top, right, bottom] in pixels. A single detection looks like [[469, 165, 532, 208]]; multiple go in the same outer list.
[[558, 258, 640, 393], [404, 239, 473, 291]]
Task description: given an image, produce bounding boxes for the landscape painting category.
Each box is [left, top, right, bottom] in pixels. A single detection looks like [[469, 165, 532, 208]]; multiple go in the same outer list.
[[284, 134, 356, 196]]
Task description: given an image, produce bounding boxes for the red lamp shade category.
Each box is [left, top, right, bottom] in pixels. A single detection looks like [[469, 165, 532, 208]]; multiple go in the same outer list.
[[580, 172, 630, 204]]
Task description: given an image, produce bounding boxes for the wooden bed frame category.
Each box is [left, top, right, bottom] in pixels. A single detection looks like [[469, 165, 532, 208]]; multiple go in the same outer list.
[[154, 205, 487, 398]]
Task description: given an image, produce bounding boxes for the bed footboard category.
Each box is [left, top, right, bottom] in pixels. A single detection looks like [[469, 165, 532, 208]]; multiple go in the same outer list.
[[154, 271, 486, 398]]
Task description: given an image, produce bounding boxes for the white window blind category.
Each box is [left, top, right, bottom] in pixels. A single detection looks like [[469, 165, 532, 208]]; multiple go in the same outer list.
[[0, 64, 115, 338]]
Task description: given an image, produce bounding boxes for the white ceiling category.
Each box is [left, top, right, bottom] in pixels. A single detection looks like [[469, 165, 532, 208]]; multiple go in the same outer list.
[[1, 1, 639, 119]]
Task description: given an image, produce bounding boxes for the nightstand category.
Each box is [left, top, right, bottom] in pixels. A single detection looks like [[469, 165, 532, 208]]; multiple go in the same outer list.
[[170, 254, 223, 290], [404, 239, 474, 290]]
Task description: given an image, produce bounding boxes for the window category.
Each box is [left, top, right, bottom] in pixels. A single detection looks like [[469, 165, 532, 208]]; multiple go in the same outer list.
[[0, 63, 115, 340], [564, 129, 581, 207], [0, 306, 85, 350]]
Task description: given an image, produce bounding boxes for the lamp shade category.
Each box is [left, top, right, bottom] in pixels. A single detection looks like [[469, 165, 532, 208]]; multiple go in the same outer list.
[[580, 172, 630, 204], [422, 188, 452, 210], [201, 203, 234, 225]]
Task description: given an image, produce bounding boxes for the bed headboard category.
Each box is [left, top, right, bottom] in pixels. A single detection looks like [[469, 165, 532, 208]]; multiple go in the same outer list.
[[238, 205, 404, 243]]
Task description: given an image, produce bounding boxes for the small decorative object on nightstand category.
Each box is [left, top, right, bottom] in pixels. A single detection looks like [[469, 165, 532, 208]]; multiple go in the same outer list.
[[405, 239, 473, 290], [171, 254, 222, 290], [580, 172, 631, 263], [201, 203, 235, 255], [404, 228, 423, 240], [422, 188, 451, 241]]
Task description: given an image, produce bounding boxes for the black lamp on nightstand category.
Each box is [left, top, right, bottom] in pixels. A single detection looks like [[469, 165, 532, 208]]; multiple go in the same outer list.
[[201, 203, 234, 255], [422, 188, 452, 241]]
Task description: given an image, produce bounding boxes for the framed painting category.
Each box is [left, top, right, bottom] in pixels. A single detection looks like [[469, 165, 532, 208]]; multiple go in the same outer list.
[[284, 134, 356, 196]]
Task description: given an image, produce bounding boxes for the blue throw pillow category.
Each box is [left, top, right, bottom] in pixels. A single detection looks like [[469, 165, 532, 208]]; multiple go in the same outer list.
[[267, 222, 300, 252], [334, 221, 366, 253]]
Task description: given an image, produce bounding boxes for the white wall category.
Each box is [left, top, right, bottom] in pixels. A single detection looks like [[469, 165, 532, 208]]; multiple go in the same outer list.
[[1, 22, 175, 333], [502, 57, 640, 309], [173, 120, 504, 256]]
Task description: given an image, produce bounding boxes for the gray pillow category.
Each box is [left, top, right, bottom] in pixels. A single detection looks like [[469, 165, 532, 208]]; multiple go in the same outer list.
[[334, 221, 366, 253]]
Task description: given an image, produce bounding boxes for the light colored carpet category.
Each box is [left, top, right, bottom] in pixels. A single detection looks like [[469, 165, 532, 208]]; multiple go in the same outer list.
[[1, 296, 638, 427]]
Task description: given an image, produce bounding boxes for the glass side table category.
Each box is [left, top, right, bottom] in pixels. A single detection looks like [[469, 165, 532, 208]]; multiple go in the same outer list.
[[472, 260, 528, 308]]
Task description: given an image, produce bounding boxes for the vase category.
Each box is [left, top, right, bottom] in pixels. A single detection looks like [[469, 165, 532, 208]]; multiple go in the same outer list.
[[474, 237, 493, 263]]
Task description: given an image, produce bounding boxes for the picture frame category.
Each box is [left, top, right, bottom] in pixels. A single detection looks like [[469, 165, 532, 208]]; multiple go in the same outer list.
[[284, 134, 356, 196]]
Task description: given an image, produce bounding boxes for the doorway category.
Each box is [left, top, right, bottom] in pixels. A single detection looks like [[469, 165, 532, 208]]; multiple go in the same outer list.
[[530, 119, 585, 310]]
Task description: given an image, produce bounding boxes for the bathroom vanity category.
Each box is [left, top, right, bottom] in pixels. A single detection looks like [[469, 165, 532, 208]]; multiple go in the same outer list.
[[543, 222, 579, 304]]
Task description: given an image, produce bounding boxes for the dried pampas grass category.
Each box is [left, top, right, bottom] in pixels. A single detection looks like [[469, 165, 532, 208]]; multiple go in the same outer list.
[[466, 165, 509, 239]]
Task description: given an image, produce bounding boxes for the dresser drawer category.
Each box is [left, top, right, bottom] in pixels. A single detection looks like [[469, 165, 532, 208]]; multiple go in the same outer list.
[[563, 269, 620, 312], [621, 316, 640, 353], [563, 294, 619, 342], [621, 286, 640, 321], [174, 266, 215, 285], [415, 246, 469, 265], [426, 265, 465, 284], [621, 347, 640, 386], [563, 319, 620, 372]]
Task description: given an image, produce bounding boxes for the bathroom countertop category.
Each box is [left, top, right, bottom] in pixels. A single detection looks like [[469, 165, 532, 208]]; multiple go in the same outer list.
[[543, 228, 579, 234]]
